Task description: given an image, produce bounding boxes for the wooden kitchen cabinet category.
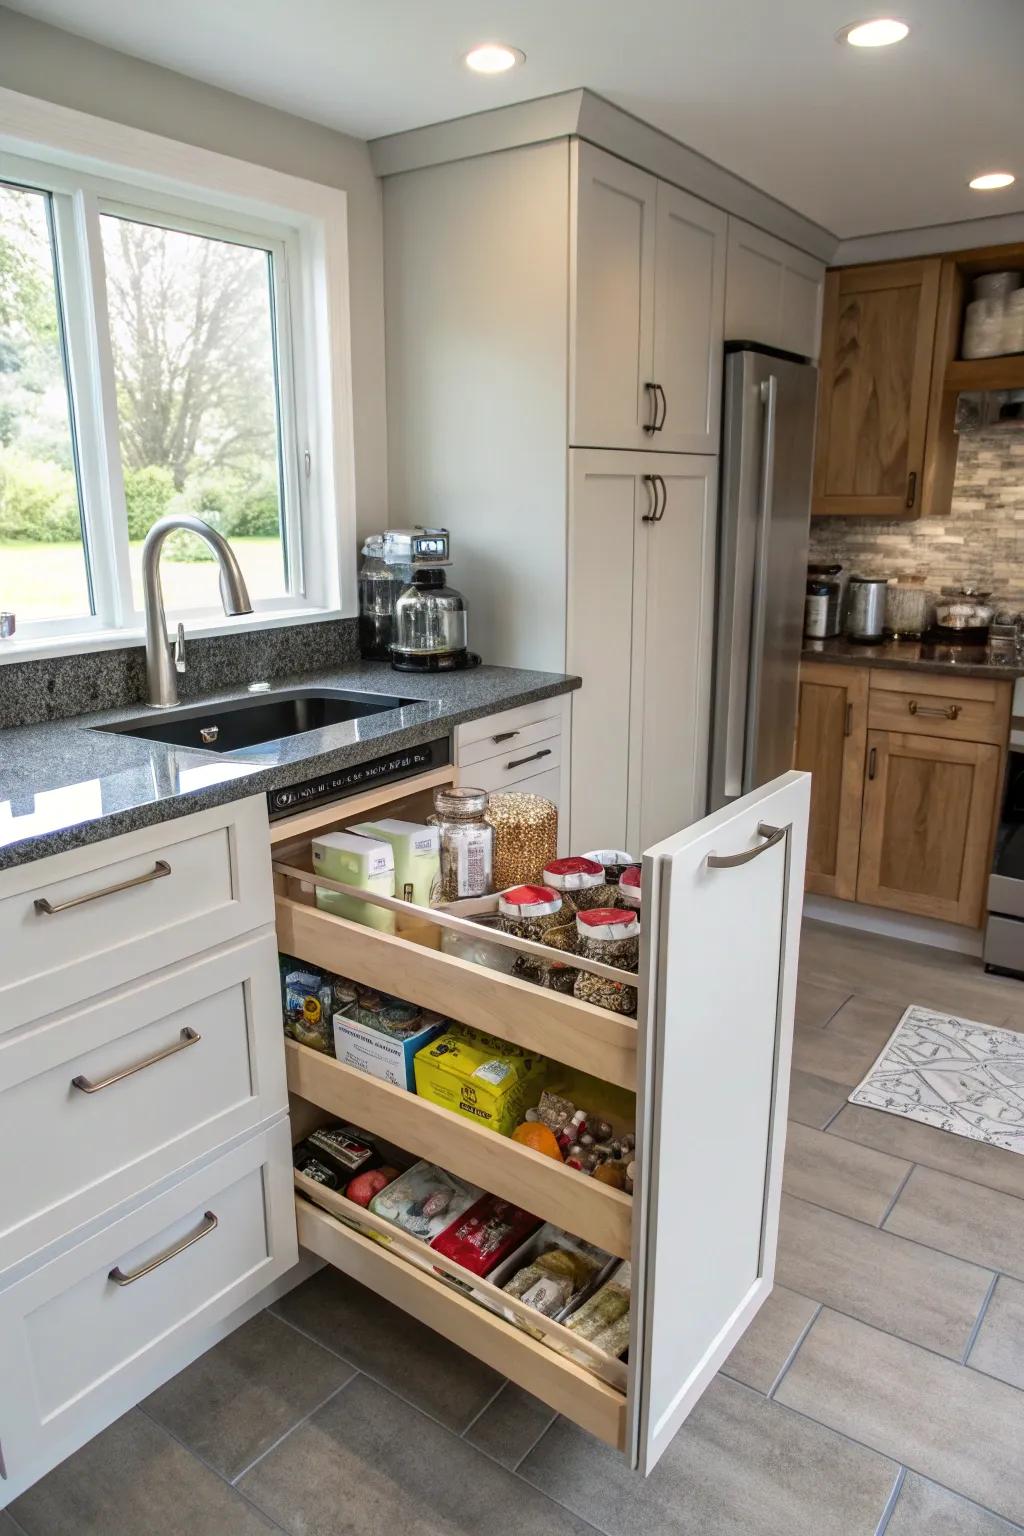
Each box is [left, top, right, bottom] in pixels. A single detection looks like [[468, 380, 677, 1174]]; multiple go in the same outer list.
[[812, 259, 941, 519], [571, 141, 726, 454], [794, 663, 867, 899], [856, 731, 1002, 926]]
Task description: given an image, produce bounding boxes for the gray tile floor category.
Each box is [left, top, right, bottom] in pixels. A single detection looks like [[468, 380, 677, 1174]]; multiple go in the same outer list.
[[8, 919, 1024, 1536]]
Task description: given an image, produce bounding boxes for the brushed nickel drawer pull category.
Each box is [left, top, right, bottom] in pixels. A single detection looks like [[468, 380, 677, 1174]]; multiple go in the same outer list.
[[108, 1210, 218, 1286], [34, 858, 171, 915], [492, 729, 520, 743], [72, 1027, 201, 1094], [908, 700, 961, 720], [706, 821, 787, 870], [506, 748, 553, 771]]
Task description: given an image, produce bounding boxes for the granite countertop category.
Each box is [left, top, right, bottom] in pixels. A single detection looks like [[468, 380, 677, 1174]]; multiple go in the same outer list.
[[801, 635, 1024, 682], [0, 661, 580, 870]]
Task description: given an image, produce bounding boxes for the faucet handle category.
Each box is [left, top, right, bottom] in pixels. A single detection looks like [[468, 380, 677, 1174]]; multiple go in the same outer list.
[[173, 622, 187, 675]]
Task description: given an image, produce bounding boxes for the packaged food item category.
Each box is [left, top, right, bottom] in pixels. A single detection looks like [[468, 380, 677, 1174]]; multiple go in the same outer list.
[[302, 1123, 381, 1181], [486, 792, 558, 889], [414, 1024, 547, 1136], [581, 850, 636, 887], [498, 884, 564, 965], [292, 1151, 341, 1190], [542, 856, 616, 914], [312, 832, 396, 933], [524, 1089, 636, 1187], [333, 990, 446, 1091], [564, 1261, 632, 1359], [501, 1231, 607, 1318], [615, 865, 641, 912], [280, 958, 335, 1053], [369, 1160, 482, 1241], [346, 1165, 400, 1207], [573, 909, 639, 1016], [432, 786, 494, 900], [348, 818, 442, 908], [430, 1194, 540, 1276]]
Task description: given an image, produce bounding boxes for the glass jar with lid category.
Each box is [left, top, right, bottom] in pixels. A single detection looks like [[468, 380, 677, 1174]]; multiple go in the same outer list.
[[805, 563, 842, 638], [432, 786, 494, 901]]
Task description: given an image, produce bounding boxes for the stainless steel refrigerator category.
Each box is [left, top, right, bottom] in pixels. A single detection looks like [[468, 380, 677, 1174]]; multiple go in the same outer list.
[[709, 344, 818, 810]]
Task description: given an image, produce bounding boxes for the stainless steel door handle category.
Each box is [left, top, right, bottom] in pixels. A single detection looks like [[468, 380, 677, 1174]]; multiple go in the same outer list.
[[34, 859, 171, 915], [741, 375, 779, 791], [108, 1210, 218, 1286], [72, 1027, 201, 1094], [506, 748, 553, 770], [908, 700, 960, 720], [706, 821, 788, 869]]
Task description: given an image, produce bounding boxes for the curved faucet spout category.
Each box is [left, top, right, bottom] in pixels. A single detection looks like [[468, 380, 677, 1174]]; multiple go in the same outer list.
[[141, 514, 254, 707]]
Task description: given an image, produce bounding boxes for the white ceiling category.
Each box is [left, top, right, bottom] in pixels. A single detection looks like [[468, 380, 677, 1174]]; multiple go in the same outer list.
[[6, 0, 1023, 239]]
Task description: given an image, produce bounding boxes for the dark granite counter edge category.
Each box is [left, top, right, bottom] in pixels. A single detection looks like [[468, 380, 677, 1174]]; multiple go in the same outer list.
[[1, 672, 580, 871], [801, 642, 1024, 683]]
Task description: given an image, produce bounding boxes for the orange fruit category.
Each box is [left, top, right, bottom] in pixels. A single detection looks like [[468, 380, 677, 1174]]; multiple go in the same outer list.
[[511, 1121, 563, 1160]]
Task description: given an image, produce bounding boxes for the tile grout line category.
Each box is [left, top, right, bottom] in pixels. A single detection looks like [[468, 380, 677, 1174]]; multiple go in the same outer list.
[[824, 1117, 1024, 1204], [818, 1096, 853, 1132], [133, 1403, 292, 1536], [876, 1161, 916, 1228], [960, 1271, 1000, 1366], [459, 1379, 509, 1441], [873, 1466, 906, 1536], [767, 1302, 823, 1400], [510, 1410, 560, 1474], [229, 1372, 359, 1486], [1, 1506, 30, 1536]]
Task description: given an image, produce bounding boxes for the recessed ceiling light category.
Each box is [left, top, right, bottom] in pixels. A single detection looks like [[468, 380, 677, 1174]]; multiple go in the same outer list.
[[464, 43, 525, 74], [837, 17, 910, 46], [968, 171, 1015, 191]]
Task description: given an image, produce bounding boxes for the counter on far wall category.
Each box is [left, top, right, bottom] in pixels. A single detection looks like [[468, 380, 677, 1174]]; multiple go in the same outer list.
[[802, 634, 1024, 682]]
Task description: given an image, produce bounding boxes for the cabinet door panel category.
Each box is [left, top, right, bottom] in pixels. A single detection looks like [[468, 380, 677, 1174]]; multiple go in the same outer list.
[[571, 142, 657, 449], [794, 664, 868, 899], [856, 731, 1001, 926], [629, 771, 809, 1473], [567, 450, 639, 851], [725, 218, 824, 360], [651, 185, 726, 453], [813, 259, 941, 518], [629, 456, 717, 849]]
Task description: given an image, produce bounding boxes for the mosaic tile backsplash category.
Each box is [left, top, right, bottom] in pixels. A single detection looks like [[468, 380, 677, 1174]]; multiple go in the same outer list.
[[809, 430, 1024, 613]]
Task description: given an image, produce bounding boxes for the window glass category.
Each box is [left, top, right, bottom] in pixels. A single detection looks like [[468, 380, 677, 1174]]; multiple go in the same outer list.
[[99, 213, 289, 612], [0, 181, 91, 622]]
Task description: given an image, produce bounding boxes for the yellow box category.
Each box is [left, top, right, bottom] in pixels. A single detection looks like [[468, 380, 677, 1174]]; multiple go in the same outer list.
[[413, 1025, 547, 1136]]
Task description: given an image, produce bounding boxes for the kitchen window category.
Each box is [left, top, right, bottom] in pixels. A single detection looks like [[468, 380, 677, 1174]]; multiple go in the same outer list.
[[0, 141, 350, 651]]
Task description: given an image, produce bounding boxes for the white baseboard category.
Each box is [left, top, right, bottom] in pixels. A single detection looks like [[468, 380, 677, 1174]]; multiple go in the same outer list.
[[804, 895, 984, 957]]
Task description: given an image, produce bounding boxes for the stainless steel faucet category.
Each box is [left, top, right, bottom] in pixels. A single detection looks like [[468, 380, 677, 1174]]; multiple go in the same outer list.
[[141, 514, 253, 707]]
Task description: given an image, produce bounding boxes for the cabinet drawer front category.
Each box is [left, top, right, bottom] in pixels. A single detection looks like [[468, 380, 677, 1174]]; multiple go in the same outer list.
[[455, 698, 567, 760], [868, 672, 1009, 745], [0, 1120, 296, 1500], [0, 797, 273, 1031], [0, 932, 285, 1274], [469, 736, 562, 794], [457, 713, 561, 768]]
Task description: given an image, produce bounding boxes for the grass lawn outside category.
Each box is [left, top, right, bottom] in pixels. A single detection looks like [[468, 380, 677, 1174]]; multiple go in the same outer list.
[[0, 537, 285, 623]]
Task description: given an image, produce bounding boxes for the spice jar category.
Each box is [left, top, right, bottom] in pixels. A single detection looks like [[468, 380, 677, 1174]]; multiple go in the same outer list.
[[432, 786, 494, 901], [541, 856, 616, 914], [573, 908, 640, 1015], [615, 864, 641, 913], [486, 792, 558, 889], [498, 884, 567, 986], [581, 850, 636, 887]]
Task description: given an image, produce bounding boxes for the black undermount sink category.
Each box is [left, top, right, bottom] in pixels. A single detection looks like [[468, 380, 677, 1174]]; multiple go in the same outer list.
[[94, 687, 418, 754]]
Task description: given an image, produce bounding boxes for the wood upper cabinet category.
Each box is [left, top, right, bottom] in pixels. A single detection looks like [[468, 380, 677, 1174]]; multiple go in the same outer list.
[[725, 218, 825, 361], [856, 731, 1002, 926], [571, 142, 726, 454], [812, 259, 941, 519], [794, 663, 867, 899]]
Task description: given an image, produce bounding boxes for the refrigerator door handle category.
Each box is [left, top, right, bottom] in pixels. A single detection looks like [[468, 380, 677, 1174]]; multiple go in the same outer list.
[[741, 374, 779, 790]]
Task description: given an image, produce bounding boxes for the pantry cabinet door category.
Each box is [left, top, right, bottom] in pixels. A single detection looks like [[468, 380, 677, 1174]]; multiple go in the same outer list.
[[627, 454, 718, 849], [570, 142, 658, 449], [629, 771, 809, 1474], [651, 184, 726, 453]]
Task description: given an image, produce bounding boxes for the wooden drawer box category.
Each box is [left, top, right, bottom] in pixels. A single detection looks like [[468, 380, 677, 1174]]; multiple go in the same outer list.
[[868, 670, 1011, 745], [0, 931, 286, 1275], [0, 796, 274, 1032], [0, 1119, 296, 1503]]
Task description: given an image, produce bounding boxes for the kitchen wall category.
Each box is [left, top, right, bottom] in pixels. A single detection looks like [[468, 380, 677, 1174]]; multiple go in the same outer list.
[[0, 5, 388, 542], [809, 430, 1024, 612]]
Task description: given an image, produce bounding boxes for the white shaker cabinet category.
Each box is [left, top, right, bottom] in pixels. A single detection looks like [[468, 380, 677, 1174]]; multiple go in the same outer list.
[[725, 217, 825, 360], [571, 143, 726, 454], [568, 450, 717, 853]]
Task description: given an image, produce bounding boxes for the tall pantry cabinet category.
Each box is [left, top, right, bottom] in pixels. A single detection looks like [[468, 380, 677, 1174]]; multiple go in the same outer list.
[[384, 138, 726, 849]]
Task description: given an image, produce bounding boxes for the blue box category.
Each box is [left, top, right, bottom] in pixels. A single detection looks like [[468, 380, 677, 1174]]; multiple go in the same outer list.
[[332, 1009, 445, 1091]]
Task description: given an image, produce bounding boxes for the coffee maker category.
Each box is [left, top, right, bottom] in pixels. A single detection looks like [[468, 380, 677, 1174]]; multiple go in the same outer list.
[[358, 527, 480, 671]]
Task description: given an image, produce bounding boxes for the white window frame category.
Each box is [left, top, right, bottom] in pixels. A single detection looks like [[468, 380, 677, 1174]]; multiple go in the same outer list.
[[0, 86, 357, 660]]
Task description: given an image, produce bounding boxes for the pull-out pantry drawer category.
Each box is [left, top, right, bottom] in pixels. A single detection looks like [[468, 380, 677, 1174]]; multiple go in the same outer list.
[[868, 670, 1011, 745], [0, 931, 286, 1274], [0, 1119, 296, 1504], [0, 796, 274, 1031]]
